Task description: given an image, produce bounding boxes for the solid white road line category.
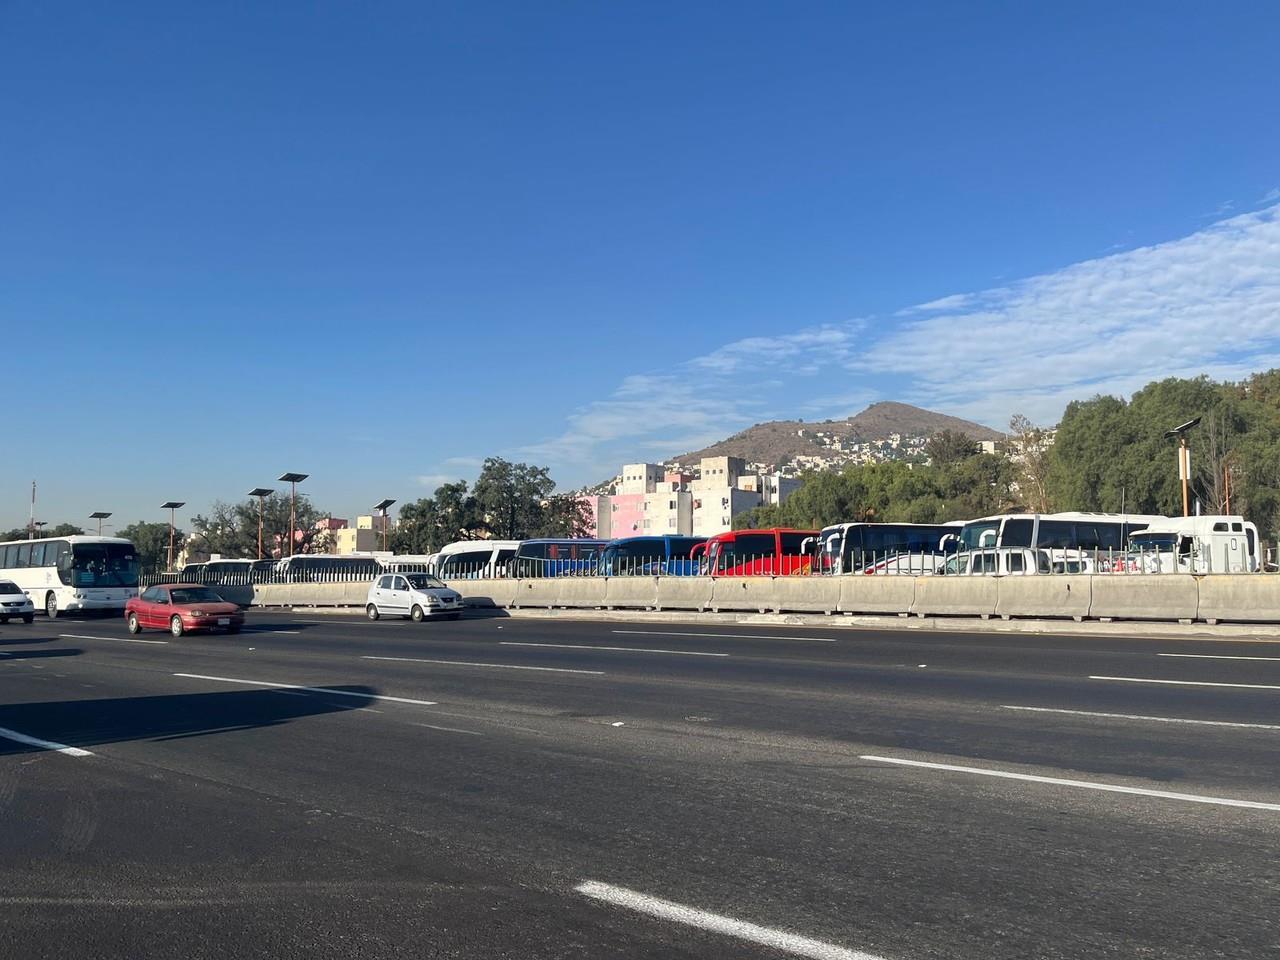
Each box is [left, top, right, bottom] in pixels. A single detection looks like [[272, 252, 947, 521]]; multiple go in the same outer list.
[[361, 656, 604, 675], [1090, 675, 1280, 690], [1001, 704, 1280, 730], [575, 881, 887, 960], [1157, 653, 1280, 662], [861, 754, 1280, 811], [241, 628, 302, 635], [411, 722, 483, 736], [0, 726, 93, 757], [171, 673, 438, 706], [612, 629, 837, 643], [500, 641, 728, 657], [60, 633, 168, 645]]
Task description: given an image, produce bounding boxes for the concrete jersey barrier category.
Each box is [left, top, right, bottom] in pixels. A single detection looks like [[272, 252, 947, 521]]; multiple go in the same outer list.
[[654, 577, 713, 612], [1194, 575, 1280, 623], [1088, 574, 1198, 621], [838, 576, 916, 615], [605, 577, 659, 610], [911, 576, 998, 618], [995, 575, 1091, 621], [771, 576, 840, 614], [709, 577, 778, 613]]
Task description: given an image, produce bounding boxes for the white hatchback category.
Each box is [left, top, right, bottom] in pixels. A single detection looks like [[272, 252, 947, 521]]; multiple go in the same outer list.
[[0, 580, 36, 624], [367, 573, 464, 622]]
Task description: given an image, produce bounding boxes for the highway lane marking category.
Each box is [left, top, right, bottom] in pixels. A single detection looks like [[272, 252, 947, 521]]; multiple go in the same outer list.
[[60, 633, 168, 645], [1157, 653, 1280, 662], [1090, 675, 1280, 690], [861, 754, 1280, 811], [612, 630, 837, 643], [575, 880, 886, 960], [412, 722, 483, 736], [0, 726, 93, 757], [241, 628, 302, 635], [172, 673, 439, 706], [361, 656, 604, 675], [500, 641, 729, 657], [1001, 705, 1280, 730]]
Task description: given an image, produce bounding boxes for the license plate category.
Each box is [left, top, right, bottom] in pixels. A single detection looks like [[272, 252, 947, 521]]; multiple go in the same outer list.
[[217, 618, 230, 626]]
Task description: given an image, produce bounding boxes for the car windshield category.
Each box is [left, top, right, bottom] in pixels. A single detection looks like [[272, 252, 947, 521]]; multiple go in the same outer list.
[[168, 587, 224, 604], [405, 574, 446, 590], [0, 580, 20, 594], [69, 542, 140, 588]]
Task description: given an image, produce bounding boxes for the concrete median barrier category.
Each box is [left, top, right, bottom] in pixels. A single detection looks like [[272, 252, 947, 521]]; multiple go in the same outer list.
[[654, 577, 713, 612], [556, 578, 609, 609], [1088, 574, 1198, 621], [771, 577, 840, 614], [1191, 575, 1280, 624], [995, 576, 1091, 620], [911, 576, 998, 618], [450, 578, 518, 609], [710, 577, 777, 613], [511, 578, 561, 609], [605, 577, 659, 610], [250, 581, 371, 608], [838, 576, 916, 615]]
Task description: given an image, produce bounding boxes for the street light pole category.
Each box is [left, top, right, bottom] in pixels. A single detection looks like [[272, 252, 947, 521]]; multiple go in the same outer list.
[[374, 498, 396, 552], [278, 474, 308, 558], [161, 501, 185, 571], [1163, 418, 1201, 519], [248, 489, 274, 560], [90, 512, 112, 536]]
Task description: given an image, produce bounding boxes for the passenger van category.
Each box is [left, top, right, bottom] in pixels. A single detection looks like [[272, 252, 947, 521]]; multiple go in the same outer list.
[[695, 528, 818, 577], [597, 535, 707, 576], [938, 548, 1094, 576], [434, 540, 520, 580], [510, 539, 607, 578], [1126, 515, 1260, 574]]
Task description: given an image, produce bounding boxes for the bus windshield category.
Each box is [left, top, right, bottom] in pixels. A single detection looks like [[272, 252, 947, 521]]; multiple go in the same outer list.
[[65, 542, 139, 588]]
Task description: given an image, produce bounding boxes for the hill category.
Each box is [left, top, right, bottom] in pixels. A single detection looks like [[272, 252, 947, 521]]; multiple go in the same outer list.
[[671, 401, 1003, 472]]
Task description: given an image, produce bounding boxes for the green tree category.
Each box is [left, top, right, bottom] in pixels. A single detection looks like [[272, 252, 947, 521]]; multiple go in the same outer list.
[[925, 430, 980, 467], [472, 457, 556, 540], [189, 494, 335, 560], [120, 521, 185, 571], [532, 493, 595, 538], [391, 481, 484, 555]]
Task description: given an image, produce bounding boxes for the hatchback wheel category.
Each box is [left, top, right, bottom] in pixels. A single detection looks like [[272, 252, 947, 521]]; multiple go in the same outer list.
[[366, 604, 380, 621], [410, 605, 425, 622], [127, 613, 141, 634], [170, 615, 184, 638]]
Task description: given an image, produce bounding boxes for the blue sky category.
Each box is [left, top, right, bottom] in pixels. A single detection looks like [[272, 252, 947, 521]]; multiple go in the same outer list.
[[3, 1, 1279, 531]]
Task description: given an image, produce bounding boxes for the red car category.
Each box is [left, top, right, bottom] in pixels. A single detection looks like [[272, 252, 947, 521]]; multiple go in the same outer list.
[[126, 583, 245, 637]]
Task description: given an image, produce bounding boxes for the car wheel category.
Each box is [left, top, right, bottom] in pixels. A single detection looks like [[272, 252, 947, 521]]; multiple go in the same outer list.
[[410, 605, 425, 622], [170, 615, 184, 638], [22, 615, 33, 625], [127, 613, 141, 634], [366, 604, 380, 621], [45, 593, 58, 619]]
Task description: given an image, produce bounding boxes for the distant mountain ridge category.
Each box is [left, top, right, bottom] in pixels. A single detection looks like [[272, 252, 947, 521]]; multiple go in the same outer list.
[[671, 401, 1003, 472]]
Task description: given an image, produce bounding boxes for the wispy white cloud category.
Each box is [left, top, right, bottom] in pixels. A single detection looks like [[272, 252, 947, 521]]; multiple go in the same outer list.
[[526, 204, 1280, 481], [1260, 188, 1280, 205]]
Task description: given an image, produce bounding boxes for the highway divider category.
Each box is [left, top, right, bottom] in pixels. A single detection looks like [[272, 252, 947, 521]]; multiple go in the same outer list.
[[238, 574, 1278, 624]]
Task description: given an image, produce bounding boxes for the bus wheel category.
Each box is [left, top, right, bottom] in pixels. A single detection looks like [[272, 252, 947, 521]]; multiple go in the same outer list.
[[45, 593, 58, 619]]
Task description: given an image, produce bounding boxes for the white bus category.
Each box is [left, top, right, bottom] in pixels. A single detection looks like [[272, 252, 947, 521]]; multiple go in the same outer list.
[[953, 512, 1165, 557], [434, 540, 520, 579], [815, 521, 966, 574], [0, 535, 139, 618]]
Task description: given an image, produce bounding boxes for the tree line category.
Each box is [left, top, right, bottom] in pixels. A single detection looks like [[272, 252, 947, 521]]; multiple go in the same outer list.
[[738, 370, 1280, 540]]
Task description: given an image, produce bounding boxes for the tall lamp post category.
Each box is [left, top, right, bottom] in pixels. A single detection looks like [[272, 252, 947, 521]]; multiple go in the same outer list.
[[247, 488, 274, 560], [161, 501, 185, 571], [374, 498, 396, 552], [90, 511, 112, 536], [1163, 418, 1201, 518], [278, 473, 308, 557]]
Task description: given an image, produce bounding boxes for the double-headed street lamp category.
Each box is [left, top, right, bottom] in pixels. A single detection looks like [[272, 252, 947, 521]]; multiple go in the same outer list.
[[374, 498, 396, 552], [248, 488, 274, 560], [1163, 418, 1201, 518], [161, 501, 185, 571], [89, 511, 112, 536], [278, 473, 308, 558]]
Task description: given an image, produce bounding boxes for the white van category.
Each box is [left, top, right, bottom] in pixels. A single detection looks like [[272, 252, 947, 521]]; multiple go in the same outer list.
[[434, 540, 520, 579], [938, 548, 1094, 576], [1126, 515, 1260, 574]]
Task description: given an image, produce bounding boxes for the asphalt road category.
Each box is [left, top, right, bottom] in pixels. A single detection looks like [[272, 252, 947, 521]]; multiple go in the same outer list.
[[0, 608, 1277, 959]]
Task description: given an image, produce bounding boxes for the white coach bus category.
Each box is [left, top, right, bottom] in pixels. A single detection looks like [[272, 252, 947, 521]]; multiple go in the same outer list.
[[0, 535, 140, 618]]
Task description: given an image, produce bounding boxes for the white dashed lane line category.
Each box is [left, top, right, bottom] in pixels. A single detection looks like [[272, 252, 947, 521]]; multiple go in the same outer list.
[[1001, 704, 1280, 731], [1090, 675, 1280, 690], [172, 673, 439, 706], [60, 634, 168, 645], [0, 726, 93, 757], [500, 641, 728, 657], [361, 656, 604, 676]]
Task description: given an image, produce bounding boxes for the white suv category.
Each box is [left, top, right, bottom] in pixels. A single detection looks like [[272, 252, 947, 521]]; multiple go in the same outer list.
[[367, 573, 464, 622]]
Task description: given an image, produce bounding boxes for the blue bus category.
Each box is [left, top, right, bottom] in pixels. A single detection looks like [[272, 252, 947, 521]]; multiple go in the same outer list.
[[511, 539, 608, 578], [598, 535, 707, 577]]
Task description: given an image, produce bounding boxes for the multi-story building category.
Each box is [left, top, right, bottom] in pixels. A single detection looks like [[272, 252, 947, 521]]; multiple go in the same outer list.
[[592, 456, 797, 539]]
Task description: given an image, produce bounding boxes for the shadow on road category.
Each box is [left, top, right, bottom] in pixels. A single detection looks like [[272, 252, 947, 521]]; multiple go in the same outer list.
[[0, 685, 377, 754], [0, 637, 55, 645], [0, 648, 83, 661]]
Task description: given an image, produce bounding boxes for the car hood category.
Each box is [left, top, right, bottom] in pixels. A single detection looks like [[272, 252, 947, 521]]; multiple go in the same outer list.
[[411, 589, 462, 601]]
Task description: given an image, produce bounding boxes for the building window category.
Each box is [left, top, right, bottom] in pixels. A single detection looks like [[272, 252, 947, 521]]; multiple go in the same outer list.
[[669, 500, 676, 509], [643, 519, 652, 529]]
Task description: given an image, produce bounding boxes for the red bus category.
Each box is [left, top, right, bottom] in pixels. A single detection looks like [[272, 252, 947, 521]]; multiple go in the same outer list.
[[693, 528, 819, 577]]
